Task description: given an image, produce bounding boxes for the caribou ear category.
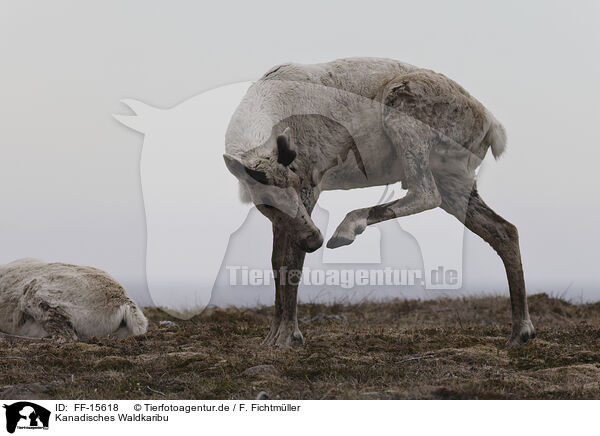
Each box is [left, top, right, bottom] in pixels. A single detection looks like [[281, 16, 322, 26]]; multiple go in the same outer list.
[[223, 154, 269, 185], [223, 154, 246, 179], [276, 127, 296, 166]]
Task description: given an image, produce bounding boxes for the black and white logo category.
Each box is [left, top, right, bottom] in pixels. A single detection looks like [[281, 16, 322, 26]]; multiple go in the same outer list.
[[2, 402, 50, 434]]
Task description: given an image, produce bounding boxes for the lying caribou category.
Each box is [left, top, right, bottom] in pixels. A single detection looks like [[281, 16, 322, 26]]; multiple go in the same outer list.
[[0, 258, 147, 340], [223, 57, 535, 347]]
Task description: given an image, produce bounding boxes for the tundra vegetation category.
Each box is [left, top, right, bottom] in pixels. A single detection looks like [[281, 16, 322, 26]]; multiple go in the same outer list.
[[1, 294, 598, 400]]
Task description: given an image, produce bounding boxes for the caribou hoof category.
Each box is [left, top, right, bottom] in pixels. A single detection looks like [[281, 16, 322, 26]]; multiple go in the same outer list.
[[508, 319, 536, 347], [326, 234, 354, 249], [262, 321, 305, 348], [326, 212, 367, 249]]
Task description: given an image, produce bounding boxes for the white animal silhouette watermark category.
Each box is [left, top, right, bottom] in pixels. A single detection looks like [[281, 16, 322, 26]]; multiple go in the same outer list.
[[114, 80, 468, 317]]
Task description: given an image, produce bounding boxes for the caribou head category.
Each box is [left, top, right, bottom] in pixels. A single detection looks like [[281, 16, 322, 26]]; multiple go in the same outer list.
[[223, 127, 323, 253]]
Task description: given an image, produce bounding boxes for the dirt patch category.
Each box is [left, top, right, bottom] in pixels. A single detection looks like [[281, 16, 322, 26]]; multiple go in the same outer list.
[[0, 293, 598, 399]]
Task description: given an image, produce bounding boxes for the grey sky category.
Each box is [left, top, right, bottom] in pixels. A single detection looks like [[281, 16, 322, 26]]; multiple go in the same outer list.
[[1, 1, 598, 306]]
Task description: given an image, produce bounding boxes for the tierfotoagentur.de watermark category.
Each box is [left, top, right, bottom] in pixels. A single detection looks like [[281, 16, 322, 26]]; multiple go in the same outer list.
[[227, 266, 459, 289]]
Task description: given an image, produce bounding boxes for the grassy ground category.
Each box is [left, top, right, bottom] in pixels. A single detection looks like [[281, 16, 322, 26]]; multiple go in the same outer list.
[[1, 293, 599, 400]]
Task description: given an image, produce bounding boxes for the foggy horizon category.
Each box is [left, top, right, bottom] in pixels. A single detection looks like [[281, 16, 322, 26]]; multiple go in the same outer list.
[[1, 1, 598, 308]]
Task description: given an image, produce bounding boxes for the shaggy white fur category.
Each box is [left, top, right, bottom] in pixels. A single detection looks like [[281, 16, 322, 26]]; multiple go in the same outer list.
[[0, 258, 147, 340]]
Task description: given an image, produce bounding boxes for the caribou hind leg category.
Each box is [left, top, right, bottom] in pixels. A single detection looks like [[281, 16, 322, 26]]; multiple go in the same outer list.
[[438, 181, 535, 346], [325, 72, 534, 346], [19, 284, 79, 342], [38, 305, 79, 342]]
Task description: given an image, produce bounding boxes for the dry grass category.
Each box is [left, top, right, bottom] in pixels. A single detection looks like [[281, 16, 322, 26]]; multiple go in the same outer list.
[[1, 293, 599, 400]]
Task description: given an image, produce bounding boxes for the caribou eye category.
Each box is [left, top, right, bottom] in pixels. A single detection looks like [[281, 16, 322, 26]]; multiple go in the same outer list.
[[245, 167, 269, 185]]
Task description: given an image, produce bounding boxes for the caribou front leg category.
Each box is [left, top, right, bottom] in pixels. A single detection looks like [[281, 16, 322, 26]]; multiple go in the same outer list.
[[327, 87, 444, 249], [263, 224, 306, 347], [327, 135, 441, 249]]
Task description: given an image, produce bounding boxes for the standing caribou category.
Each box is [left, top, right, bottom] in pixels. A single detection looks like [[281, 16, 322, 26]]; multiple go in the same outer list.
[[224, 57, 535, 347]]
